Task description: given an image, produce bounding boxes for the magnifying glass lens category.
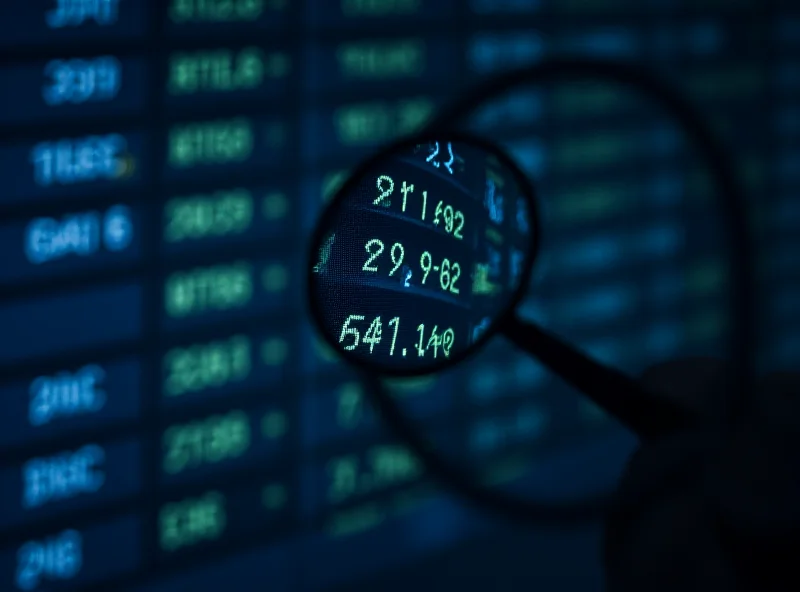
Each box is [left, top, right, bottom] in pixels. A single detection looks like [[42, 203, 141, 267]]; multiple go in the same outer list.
[[308, 135, 539, 377]]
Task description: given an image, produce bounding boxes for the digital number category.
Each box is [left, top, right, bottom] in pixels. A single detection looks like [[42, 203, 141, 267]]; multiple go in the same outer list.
[[419, 251, 432, 284], [450, 262, 461, 293], [453, 211, 464, 239], [162, 411, 251, 475], [336, 383, 364, 429], [388, 316, 400, 355], [339, 315, 453, 358], [439, 259, 450, 291], [327, 455, 359, 504], [16, 530, 82, 591], [400, 180, 413, 211], [389, 242, 404, 275], [31, 134, 129, 187], [164, 189, 254, 243], [362, 239, 383, 272], [163, 335, 251, 397], [362, 239, 404, 275], [420, 252, 461, 294], [362, 317, 382, 353], [164, 262, 254, 318], [415, 324, 455, 358], [339, 314, 365, 350], [168, 118, 254, 170], [160, 491, 226, 553], [47, 0, 120, 28], [374, 175, 393, 206], [433, 201, 465, 239], [43, 56, 121, 106], [170, 0, 266, 23]]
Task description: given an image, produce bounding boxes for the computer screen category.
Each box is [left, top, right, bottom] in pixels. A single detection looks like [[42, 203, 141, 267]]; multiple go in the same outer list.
[[0, 1, 796, 591]]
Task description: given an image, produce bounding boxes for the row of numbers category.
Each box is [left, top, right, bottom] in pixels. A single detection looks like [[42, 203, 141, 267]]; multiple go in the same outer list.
[[373, 175, 465, 239], [362, 239, 462, 294], [339, 315, 455, 359]]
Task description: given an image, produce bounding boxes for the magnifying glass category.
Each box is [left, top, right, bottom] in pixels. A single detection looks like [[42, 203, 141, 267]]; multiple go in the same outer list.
[[306, 58, 757, 523]]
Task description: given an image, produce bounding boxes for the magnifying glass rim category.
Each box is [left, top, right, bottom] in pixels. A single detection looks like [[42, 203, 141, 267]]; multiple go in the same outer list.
[[306, 129, 542, 379], [309, 57, 754, 525]]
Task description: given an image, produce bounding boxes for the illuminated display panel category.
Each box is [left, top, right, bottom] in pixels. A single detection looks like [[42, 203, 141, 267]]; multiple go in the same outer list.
[[0, 1, 788, 591]]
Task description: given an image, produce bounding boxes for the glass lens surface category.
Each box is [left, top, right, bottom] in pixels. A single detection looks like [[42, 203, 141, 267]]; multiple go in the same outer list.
[[309, 138, 536, 374]]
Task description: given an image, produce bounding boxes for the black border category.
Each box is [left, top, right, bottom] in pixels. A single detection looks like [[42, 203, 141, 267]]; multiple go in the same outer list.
[[306, 130, 542, 378]]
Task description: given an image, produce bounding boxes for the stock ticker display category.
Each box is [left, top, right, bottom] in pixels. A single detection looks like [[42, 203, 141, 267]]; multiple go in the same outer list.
[[0, 1, 796, 591]]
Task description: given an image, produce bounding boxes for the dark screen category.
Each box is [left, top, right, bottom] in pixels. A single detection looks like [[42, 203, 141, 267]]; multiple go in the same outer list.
[[0, 1, 796, 591]]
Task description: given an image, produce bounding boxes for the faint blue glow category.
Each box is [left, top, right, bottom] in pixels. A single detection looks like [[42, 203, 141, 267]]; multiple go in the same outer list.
[[557, 236, 622, 271], [774, 108, 800, 136], [776, 151, 800, 183], [468, 33, 544, 73], [504, 139, 546, 177], [643, 322, 682, 357], [776, 18, 800, 46], [513, 406, 548, 439], [773, 333, 800, 366], [648, 124, 682, 156], [650, 269, 684, 305], [649, 172, 684, 206], [468, 367, 503, 400], [470, 0, 543, 13], [516, 298, 549, 326], [637, 223, 684, 256], [512, 358, 546, 388], [776, 63, 800, 90], [583, 338, 623, 365], [769, 244, 800, 276], [686, 22, 723, 55], [470, 91, 543, 130], [554, 285, 637, 325], [773, 198, 800, 228], [772, 290, 800, 321], [563, 29, 638, 57]]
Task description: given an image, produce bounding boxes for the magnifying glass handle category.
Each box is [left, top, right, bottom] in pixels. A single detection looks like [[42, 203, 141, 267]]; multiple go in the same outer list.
[[503, 317, 694, 442]]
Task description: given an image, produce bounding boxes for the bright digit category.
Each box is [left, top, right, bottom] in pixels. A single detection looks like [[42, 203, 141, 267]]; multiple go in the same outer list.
[[400, 181, 414, 212], [439, 258, 451, 291], [421, 190, 428, 221], [453, 211, 465, 239], [443, 205, 454, 233], [433, 200, 443, 225], [420, 251, 432, 284], [442, 328, 455, 357], [363, 239, 384, 272], [339, 315, 364, 350], [388, 317, 400, 356], [389, 242, 404, 276], [374, 175, 394, 206], [416, 324, 425, 357], [449, 262, 461, 294]]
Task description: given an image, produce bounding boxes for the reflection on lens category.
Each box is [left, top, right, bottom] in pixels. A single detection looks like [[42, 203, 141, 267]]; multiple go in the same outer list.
[[310, 137, 537, 374]]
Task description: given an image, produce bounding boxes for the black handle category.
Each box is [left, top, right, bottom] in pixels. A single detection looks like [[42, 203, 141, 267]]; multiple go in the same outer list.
[[502, 316, 694, 441]]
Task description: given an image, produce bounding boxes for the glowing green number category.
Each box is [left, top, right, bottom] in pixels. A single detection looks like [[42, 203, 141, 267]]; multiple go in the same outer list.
[[363, 317, 382, 353], [439, 258, 451, 291], [389, 242, 404, 276], [339, 315, 365, 350], [363, 239, 384, 272], [420, 251, 432, 284], [388, 316, 400, 356], [449, 262, 461, 294], [427, 325, 441, 358], [374, 175, 393, 206]]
